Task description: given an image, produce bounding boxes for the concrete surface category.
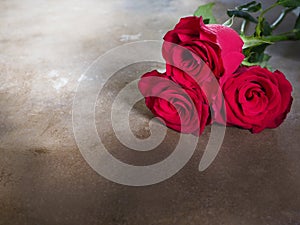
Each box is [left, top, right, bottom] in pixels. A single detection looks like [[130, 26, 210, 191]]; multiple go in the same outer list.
[[1, 0, 300, 224]]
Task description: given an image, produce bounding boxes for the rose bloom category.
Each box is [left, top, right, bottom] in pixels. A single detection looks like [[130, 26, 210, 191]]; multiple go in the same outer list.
[[138, 70, 211, 136], [162, 16, 244, 85], [220, 66, 293, 133], [164, 65, 225, 124]]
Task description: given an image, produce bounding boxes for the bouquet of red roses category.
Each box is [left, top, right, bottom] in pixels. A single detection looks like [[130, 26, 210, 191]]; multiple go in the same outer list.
[[139, 1, 297, 136]]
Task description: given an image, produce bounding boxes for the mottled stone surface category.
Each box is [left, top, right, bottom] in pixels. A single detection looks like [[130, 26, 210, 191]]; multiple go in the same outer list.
[[1, 0, 300, 224]]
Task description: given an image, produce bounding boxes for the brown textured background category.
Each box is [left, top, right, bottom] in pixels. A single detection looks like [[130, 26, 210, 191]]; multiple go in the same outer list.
[[1, 0, 300, 224]]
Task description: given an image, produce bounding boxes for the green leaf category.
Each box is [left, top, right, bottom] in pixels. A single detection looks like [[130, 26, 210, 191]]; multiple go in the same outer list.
[[237, 1, 262, 12], [295, 13, 300, 29], [194, 3, 217, 24], [237, 1, 257, 9], [277, 0, 300, 7], [227, 9, 258, 23], [261, 20, 272, 36], [241, 60, 260, 66], [255, 17, 263, 36], [246, 3, 262, 12], [255, 17, 272, 37], [242, 41, 271, 68], [242, 53, 271, 68], [241, 35, 273, 49], [203, 19, 210, 24]]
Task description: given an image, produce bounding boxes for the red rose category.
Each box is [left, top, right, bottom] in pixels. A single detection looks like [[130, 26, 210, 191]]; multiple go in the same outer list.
[[166, 65, 224, 124], [162, 16, 244, 82], [220, 66, 293, 133], [138, 70, 211, 136]]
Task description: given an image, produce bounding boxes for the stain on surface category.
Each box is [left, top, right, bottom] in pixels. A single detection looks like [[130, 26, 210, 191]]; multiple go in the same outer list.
[[31, 148, 50, 155]]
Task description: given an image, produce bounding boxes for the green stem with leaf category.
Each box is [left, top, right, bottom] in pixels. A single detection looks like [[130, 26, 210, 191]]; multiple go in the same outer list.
[[194, 1, 300, 68]]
